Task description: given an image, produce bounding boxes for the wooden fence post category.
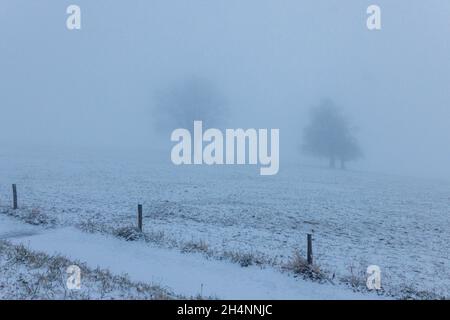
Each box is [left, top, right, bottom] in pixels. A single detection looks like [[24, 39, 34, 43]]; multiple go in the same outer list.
[[307, 233, 313, 265], [137, 204, 143, 232], [12, 184, 17, 210]]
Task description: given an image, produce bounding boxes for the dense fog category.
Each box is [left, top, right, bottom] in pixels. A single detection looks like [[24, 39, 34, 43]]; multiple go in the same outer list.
[[1, 0, 449, 179]]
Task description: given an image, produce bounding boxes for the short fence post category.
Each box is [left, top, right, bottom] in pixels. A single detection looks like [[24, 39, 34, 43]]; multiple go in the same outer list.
[[307, 233, 313, 265], [137, 204, 143, 232], [12, 184, 17, 210]]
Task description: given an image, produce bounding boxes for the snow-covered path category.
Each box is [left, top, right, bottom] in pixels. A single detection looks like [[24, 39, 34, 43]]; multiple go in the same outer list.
[[0, 216, 41, 240], [0, 215, 382, 299]]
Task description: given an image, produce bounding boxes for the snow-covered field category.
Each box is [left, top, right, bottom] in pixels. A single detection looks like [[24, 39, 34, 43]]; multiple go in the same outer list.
[[0, 148, 449, 298], [0, 215, 375, 299]]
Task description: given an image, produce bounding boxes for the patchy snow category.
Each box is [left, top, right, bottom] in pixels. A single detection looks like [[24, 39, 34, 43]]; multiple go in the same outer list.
[[0, 215, 380, 299]]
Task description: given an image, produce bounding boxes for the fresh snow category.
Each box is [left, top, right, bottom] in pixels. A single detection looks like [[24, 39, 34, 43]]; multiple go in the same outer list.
[[1, 149, 449, 297], [0, 215, 40, 240], [0, 214, 380, 299]]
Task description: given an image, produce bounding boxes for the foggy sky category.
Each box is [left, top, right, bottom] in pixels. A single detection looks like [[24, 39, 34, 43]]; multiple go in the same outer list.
[[1, 0, 450, 179]]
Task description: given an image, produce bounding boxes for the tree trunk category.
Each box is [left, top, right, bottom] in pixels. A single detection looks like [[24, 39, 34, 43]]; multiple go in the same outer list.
[[329, 157, 336, 169]]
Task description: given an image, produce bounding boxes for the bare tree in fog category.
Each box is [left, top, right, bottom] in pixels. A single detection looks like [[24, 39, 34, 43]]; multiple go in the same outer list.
[[302, 99, 362, 169], [154, 76, 228, 133]]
